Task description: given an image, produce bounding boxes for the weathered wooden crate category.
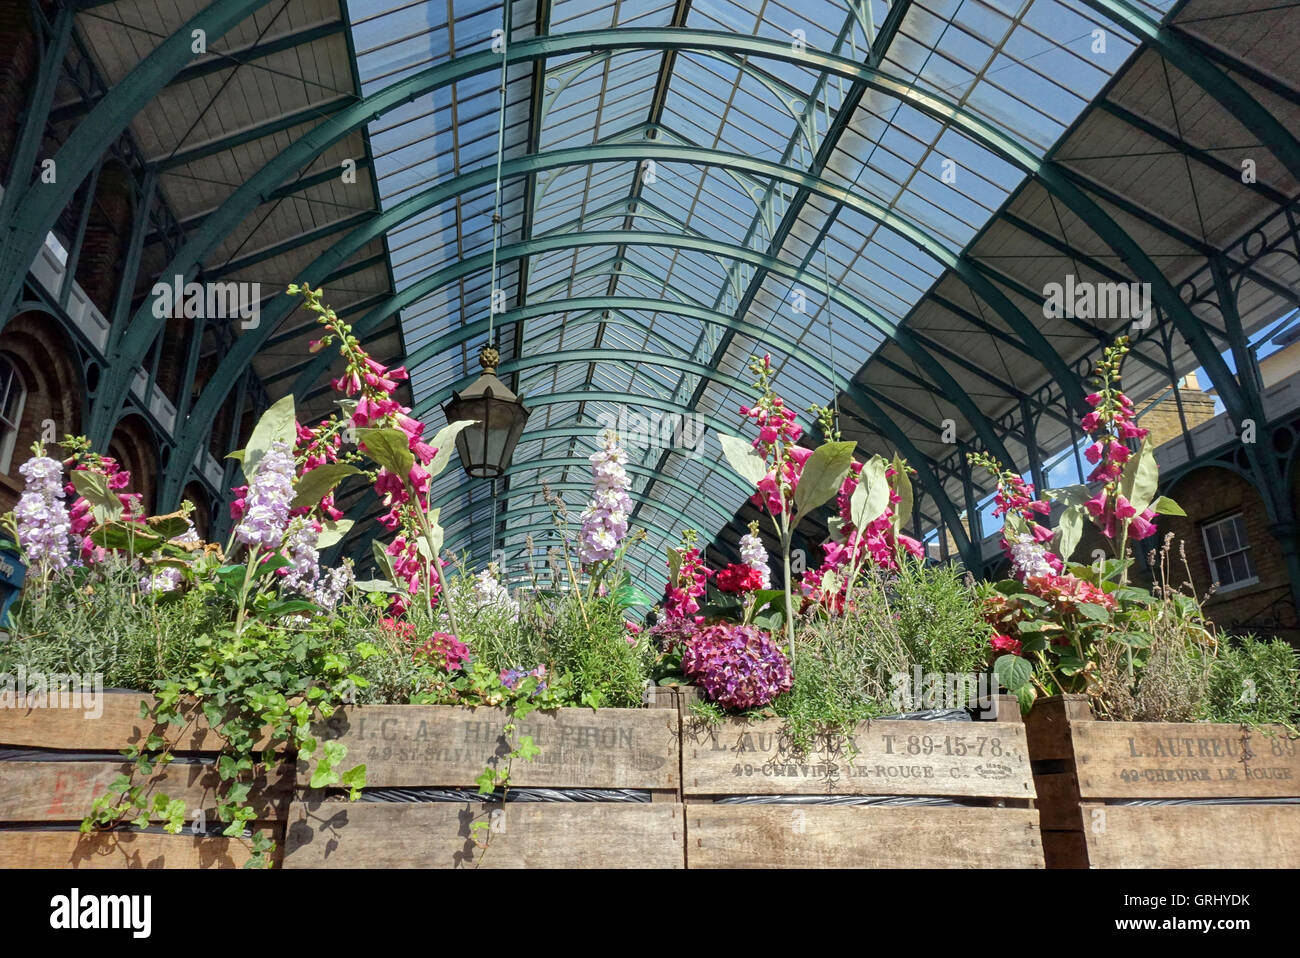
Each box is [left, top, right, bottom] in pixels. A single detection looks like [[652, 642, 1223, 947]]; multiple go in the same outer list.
[[675, 690, 1043, 868], [0, 691, 291, 868], [1027, 695, 1300, 868], [281, 696, 685, 868]]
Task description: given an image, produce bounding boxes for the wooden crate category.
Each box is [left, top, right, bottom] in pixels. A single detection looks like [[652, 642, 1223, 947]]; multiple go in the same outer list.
[[1027, 695, 1300, 868], [0, 691, 291, 868], [675, 690, 1043, 868], [281, 696, 685, 868]]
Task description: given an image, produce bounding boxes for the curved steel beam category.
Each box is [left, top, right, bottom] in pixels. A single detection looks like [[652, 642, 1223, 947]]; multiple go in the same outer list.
[[0, 0, 278, 320], [1080, 0, 1300, 183], [111, 23, 1141, 471], [160, 139, 1054, 493]]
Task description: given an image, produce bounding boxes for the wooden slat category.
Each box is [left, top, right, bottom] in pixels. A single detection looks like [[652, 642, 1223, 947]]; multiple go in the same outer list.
[[1031, 771, 1084, 831], [0, 828, 279, 869], [681, 718, 1034, 798], [0, 761, 293, 822], [686, 805, 1044, 868], [0, 693, 272, 752], [301, 706, 680, 789], [1081, 803, 1300, 868], [281, 800, 685, 868], [1071, 722, 1300, 799], [1026, 695, 1091, 761]]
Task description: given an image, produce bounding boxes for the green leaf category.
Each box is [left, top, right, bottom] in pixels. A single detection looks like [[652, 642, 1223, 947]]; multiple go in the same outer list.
[[890, 453, 912, 535], [1014, 684, 1037, 714], [1151, 495, 1185, 517], [666, 546, 682, 590], [146, 515, 192, 539], [848, 455, 891, 530], [426, 420, 478, 479], [793, 440, 856, 518], [316, 519, 354, 550], [993, 653, 1033, 691], [266, 598, 318, 618], [70, 470, 121, 521], [357, 427, 413, 478], [1076, 602, 1111, 623], [718, 434, 769, 486], [1045, 483, 1092, 507], [612, 582, 653, 610], [291, 464, 361, 511], [243, 394, 297, 478], [340, 764, 367, 792], [1054, 503, 1085, 563], [353, 578, 398, 593], [90, 524, 164, 555], [372, 541, 397, 582], [1119, 438, 1158, 516]]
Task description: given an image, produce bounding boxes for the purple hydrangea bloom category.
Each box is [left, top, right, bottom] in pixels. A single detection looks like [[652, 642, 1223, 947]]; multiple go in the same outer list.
[[15, 455, 72, 576], [578, 430, 632, 565], [682, 624, 793, 711], [235, 441, 296, 550]]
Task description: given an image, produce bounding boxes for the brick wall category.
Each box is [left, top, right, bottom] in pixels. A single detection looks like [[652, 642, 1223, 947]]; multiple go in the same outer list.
[[0, 312, 85, 512], [107, 414, 159, 515], [0, 0, 37, 186], [1135, 374, 1218, 449], [73, 164, 134, 317]]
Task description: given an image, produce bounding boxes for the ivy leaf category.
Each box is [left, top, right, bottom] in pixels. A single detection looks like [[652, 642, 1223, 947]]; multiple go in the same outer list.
[[718, 433, 770, 487], [357, 427, 413, 479], [793, 441, 855, 519], [475, 767, 498, 796], [516, 735, 541, 762], [291, 464, 361, 511], [243, 394, 297, 479], [426, 420, 478, 479]]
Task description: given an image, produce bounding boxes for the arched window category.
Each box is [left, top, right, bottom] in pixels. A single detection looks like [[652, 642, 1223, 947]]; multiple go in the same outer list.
[[0, 355, 26, 474]]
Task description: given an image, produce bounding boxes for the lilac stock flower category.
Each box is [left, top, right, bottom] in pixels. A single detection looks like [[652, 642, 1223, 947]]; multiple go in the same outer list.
[[1009, 533, 1055, 579], [280, 520, 353, 611], [15, 455, 72, 576], [234, 441, 296, 550], [473, 564, 519, 620], [140, 566, 184, 595], [578, 430, 632, 565]]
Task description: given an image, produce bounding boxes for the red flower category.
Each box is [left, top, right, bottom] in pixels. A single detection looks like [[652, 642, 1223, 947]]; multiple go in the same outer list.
[[716, 563, 766, 594], [991, 633, 1022, 656]]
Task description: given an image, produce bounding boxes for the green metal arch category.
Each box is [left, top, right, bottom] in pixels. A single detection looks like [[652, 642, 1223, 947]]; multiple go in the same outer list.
[[431, 458, 749, 528], [158, 138, 1057, 493], [0, 0, 278, 318]]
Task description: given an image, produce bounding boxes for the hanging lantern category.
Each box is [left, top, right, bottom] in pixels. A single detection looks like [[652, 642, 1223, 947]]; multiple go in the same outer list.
[[442, 344, 529, 479]]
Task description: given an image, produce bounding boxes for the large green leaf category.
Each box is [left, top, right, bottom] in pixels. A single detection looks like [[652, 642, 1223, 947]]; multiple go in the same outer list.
[[71, 470, 124, 525], [357, 427, 413, 478], [426, 420, 477, 479], [666, 546, 682, 589], [890, 453, 912, 535], [372, 541, 397, 582], [353, 578, 398, 594], [993, 653, 1033, 691], [90, 523, 164, 555], [718, 433, 769, 486], [793, 440, 855, 518], [316, 519, 353, 550], [243, 394, 296, 478], [1045, 483, 1091, 507], [1054, 503, 1085, 563], [146, 514, 191, 539], [848, 455, 890, 530], [291, 463, 361, 511], [1119, 438, 1158, 516], [1151, 495, 1185, 517]]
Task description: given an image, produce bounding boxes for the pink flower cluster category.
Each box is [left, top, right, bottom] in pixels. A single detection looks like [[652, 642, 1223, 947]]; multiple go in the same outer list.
[[413, 631, 471, 672], [681, 623, 793, 710], [740, 355, 808, 517], [66, 456, 143, 561], [1078, 343, 1156, 542], [665, 546, 711, 619]]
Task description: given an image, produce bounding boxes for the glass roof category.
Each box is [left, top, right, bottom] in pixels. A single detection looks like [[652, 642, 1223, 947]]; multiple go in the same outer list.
[[341, 0, 1176, 589]]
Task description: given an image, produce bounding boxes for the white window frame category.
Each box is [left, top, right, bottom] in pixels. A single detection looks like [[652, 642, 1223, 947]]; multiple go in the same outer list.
[[1200, 512, 1259, 594], [0, 355, 26, 474]]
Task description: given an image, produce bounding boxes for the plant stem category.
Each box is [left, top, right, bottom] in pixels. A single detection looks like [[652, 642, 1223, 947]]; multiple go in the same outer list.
[[781, 523, 796, 670], [234, 545, 261, 637]]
